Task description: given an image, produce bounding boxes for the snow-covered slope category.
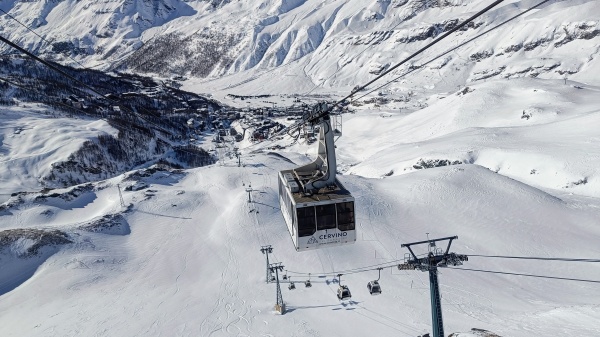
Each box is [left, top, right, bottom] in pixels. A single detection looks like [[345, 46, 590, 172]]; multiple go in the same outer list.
[[0, 105, 116, 203], [2, 0, 600, 336], [2, 74, 600, 335], [1, 150, 599, 336], [340, 78, 600, 197]]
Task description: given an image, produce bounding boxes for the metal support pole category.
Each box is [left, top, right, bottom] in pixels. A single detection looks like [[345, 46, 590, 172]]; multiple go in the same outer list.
[[117, 184, 125, 207], [260, 246, 273, 283], [266, 251, 270, 283], [269, 263, 285, 314], [246, 184, 253, 203], [429, 268, 444, 337], [400, 235, 467, 337]]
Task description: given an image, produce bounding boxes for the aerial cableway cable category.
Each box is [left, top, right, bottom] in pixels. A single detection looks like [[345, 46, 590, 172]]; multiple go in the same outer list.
[[282, 0, 504, 130], [0, 33, 213, 160], [0, 34, 108, 100], [0, 8, 90, 69], [0, 33, 162, 120], [0, 33, 192, 136], [304, 0, 442, 96], [353, 0, 554, 101], [333, 0, 504, 108]]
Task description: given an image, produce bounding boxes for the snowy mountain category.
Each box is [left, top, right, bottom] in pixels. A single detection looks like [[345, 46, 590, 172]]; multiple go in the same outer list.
[[1, 0, 600, 336], [2, 0, 599, 94]]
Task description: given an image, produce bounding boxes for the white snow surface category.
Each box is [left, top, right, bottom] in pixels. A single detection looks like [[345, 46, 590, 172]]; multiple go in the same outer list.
[[0, 106, 117, 203], [1, 77, 600, 336], [1, 0, 600, 335]]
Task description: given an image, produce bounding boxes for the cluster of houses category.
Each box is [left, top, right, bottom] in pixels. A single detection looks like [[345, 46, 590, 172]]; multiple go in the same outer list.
[[57, 85, 350, 147]]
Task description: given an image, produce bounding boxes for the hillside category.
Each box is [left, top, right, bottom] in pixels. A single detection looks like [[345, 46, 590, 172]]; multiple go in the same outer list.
[[2, 76, 600, 336], [1, 0, 600, 336]]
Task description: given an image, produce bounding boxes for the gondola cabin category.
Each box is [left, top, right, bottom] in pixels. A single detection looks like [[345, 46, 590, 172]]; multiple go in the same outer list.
[[279, 169, 356, 251]]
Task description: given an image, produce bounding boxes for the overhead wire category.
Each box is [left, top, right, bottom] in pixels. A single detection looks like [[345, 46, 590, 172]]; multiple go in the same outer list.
[[303, 0, 440, 96], [225, 0, 508, 148], [333, 0, 504, 107], [272, 0, 504, 138], [467, 255, 600, 263], [353, 0, 554, 101], [285, 252, 600, 279], [448, 267, 600, 284], [0, 8, 90, 69], [0, 33, 219, 161]]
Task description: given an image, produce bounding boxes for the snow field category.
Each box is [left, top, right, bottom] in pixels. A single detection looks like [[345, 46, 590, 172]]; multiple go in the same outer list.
[[1, 149, 600, 336], [0, 107, 117, 204]]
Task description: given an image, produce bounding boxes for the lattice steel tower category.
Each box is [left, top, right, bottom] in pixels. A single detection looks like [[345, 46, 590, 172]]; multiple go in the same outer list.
[[260, 245, 273, 283], [269, 263, 285, 314]]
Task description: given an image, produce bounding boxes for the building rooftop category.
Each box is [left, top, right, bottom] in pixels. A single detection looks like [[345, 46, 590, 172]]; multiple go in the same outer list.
[[280, 169, 353, 205]]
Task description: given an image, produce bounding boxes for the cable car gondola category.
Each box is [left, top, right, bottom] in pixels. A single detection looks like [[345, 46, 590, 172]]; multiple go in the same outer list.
[[279, 103, 356, 252], [338, 285, 352, 301], [336, 274, 352, 300], [305, 273, 312, 288], [367, 268, 383, 295], [367, 280, 381, 295]]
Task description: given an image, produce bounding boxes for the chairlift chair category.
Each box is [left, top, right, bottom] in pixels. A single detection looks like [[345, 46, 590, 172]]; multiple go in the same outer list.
[[305, 273, 312, 288], [288, 277, 295, 290]]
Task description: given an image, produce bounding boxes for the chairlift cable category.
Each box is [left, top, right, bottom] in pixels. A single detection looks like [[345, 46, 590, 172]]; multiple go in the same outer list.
[[353, 0, 553, 101], [287, 260, 401, 277], [467, 255, 600, 263], [448, 267, 600, 284], [287, 253, 600, 278]]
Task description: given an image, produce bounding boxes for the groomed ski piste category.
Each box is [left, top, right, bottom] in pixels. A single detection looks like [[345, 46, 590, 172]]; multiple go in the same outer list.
[[1, 76, 600, 336]]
